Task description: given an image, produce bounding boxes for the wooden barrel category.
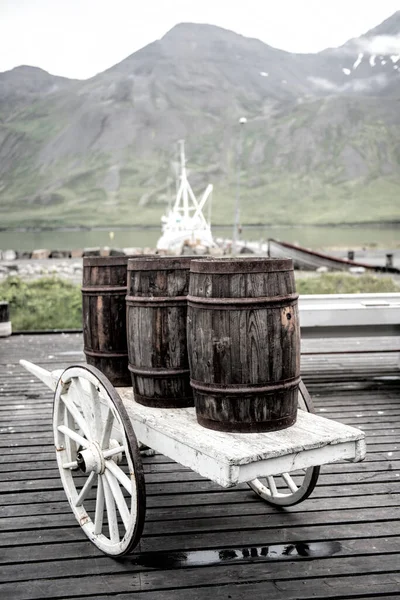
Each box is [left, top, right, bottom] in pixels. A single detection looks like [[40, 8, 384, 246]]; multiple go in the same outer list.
[[187, 258, 300, 432], [0, 301, 12, 337], [82, 256, 135, 386], [126, 257, 193, 407]]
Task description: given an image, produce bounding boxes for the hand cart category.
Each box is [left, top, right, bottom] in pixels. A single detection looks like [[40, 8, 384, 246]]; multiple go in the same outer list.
[[20, 359, 366, 557]]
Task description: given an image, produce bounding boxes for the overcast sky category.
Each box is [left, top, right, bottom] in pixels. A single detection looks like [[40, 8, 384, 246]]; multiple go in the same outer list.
[[0, 0, 399, 79]]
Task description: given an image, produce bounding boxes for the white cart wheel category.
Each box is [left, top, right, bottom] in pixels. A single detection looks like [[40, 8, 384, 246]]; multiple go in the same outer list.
[[248, 380, 320, 506], [53, 364, 146, 556]]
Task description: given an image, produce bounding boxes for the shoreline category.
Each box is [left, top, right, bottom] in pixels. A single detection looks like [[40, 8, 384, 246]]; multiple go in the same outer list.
[[1, 257, 399, 286], [1, 221, 400, 233]]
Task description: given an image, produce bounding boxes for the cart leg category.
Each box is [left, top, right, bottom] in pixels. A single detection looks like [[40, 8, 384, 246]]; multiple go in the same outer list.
[[139, 443, 156, 457]]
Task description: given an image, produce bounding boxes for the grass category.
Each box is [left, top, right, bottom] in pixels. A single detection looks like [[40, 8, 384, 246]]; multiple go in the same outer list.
[[2, 166, 399, 228], [0, 276, 82, 330], [2, 90, 400, 228], [1, 120, 400, 229], [1, 273, 398, 331], [295, 272, 400, 295]]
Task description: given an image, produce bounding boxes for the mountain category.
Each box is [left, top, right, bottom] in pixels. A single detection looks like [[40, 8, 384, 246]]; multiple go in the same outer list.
[[0, 13, 399, 228], [316, 11, 400, 97]]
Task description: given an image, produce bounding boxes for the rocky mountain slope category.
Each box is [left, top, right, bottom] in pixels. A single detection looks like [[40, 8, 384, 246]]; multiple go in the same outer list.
[[0, 12, 399, 227]]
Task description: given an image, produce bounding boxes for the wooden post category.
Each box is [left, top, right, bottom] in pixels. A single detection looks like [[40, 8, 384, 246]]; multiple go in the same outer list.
[[0, 301, 12, 337], [386, 254, 394, 269]]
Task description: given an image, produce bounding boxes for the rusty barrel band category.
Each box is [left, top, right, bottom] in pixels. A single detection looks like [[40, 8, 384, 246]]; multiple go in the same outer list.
[[190, 375, 301, 395], [81, 285, 127, 295], [127, 258, 193, 271], [126, 295, 187, 307], [196, 413, 297, 433], [187, 292, 298, 310], [134, 394, 194, 407], [84, 349, 128, 358], [189, 258, 293, 274], [128, 365, 190, 377], [83, 256, 130, 267]]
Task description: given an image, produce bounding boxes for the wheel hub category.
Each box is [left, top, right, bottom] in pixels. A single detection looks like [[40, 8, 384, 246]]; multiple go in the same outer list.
[[76, 441, 105, 474]]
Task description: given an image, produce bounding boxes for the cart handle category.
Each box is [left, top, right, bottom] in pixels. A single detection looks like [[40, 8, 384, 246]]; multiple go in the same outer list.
[[20, 359, 63, 392]]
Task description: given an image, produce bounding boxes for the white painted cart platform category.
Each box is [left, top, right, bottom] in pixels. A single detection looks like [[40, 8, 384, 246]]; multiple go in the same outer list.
[[120, 390, 365, 488], [20, 360, 366, 558]]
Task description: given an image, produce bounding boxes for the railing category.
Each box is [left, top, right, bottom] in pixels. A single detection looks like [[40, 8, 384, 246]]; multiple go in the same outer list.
[[299, 293, 400, 339], [298, 293, 400, 378]]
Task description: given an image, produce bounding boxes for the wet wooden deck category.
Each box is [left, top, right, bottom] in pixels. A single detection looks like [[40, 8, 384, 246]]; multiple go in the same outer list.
[[1, 333, 399, 600]]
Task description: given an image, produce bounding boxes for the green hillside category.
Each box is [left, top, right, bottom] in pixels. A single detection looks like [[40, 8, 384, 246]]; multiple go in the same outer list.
[[1, 20, 400, 228]]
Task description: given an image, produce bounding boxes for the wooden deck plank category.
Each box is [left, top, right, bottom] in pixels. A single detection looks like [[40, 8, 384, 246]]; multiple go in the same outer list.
[[1, 524, 400, 566], [1, 535, 400, 584], [1, 477, 400, 506], [1, 468, 400, 496], [1, 503, 399, 535], [1, 457, 399, 486], [1, 558, 400, 600], [1, 454, 398, 479], [1, 332, 399, 599], [1, 490, 399, 523]]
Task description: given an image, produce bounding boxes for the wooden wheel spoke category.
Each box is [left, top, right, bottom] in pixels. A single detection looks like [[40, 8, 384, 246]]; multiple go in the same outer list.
[[73, 379, 96, 438], [75, 471, 96, 507], [62, 460, 78, 469], [267, 476, 278, 497], [105, 459, 132, 495], [282, 472, 299, 493], [94, 475, 105, 535], [60, 393, 91, 440], [104, 470, 130, 531], [58, 425, 89, 449], [88, 381, 103, 440], [100, 408, 115, 449], [102, 474, 120, 544], [103, 445, 125, 459], [64, 405, 77, 463]]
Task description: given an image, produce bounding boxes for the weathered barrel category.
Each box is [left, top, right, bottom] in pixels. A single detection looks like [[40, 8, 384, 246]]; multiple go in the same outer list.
[[187, 258, 300, 432], [126, 257, 193, 407], [82, 256, 135, 386], [0, 301, 12, 337]]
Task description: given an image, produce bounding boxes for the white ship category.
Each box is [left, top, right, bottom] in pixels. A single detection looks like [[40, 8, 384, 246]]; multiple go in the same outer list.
[[156, 140, 215, 254]]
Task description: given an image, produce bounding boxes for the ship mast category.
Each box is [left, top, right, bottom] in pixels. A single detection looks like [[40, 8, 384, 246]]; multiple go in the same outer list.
[[179, 140, 190, 222], [171, 139, 212, 226], [157, 140, 215, 252]]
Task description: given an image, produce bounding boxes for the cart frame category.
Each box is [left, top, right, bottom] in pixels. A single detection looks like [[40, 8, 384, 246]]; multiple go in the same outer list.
[[20, 359, 366, 557]]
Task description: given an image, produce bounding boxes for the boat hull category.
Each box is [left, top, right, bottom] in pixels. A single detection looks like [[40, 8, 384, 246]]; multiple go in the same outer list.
[[268, 239, 399, 274]]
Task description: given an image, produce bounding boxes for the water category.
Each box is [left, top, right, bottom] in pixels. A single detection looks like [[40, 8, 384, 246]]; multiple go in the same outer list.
[[0, 224, 398, 252], [129, 541, 342, 569]]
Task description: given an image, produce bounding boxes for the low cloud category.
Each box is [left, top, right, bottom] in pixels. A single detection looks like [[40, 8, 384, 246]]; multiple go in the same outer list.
[[333, 34, 400, 58], [337, 34, 400, 56], [355, 34, 400, 55], [308, 73, 389, 93], [307, 77, 338, 91]]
